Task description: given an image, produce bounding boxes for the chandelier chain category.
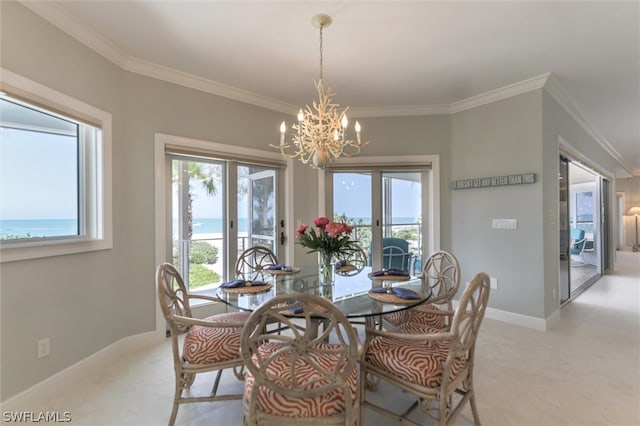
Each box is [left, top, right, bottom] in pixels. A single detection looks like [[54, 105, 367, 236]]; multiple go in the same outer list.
[[319, 24, 324, 81], [273, 14, 368, 169]]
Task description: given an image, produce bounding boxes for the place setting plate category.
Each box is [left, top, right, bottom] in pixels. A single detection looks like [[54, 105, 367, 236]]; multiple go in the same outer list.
[[262, 266, 301, 275], [368, 287, 424, 304]]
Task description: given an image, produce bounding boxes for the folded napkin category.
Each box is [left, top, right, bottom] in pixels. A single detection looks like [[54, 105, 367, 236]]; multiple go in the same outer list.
[[287, 300, 304, 314], [335, 259, 350, 268], [370, 268, 410, 277], [220, 279, 268, 288], [264, 264, 294, 272], [370, 287, 421, 300]]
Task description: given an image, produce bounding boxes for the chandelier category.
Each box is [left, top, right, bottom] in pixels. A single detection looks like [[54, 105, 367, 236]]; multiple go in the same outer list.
[[272, 14, 368, 169]]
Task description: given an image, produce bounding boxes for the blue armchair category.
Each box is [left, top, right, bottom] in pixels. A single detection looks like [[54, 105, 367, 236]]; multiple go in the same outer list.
[[382, 237, 414, 272], [570, 228, 587, 264]]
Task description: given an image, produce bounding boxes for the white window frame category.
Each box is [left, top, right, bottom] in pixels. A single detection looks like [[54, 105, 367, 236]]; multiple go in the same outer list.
[[154, 132, 289, 336], [0, 69, 113, 262], [319, 155, 441, 262]]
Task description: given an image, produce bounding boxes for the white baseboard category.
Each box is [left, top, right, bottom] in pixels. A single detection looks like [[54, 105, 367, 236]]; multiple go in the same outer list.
[[0, 331, 159, 409], [1, 302, 560, 409], [483, 306, 560, 331], [452, 300, 558, 331]]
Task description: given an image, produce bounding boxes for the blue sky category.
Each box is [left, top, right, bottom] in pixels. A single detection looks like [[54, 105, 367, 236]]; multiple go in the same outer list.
[[0, 129, 78, 220], [2, 130, 419, 222], [333, 173, 421, 220], [190, 171, 421, 220]]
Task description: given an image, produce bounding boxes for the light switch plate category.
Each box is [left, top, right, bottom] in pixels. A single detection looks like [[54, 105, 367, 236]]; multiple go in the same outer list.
[[492, 219, 517, 230]]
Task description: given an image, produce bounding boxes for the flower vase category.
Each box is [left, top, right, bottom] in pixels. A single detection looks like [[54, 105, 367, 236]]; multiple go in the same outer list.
[[318, 251, 335, 286]]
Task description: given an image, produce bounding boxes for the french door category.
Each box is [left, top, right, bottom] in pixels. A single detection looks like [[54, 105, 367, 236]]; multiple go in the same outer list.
[[247, 169, 277, 250], [327, 169, 425, 273], [171, 155, 282, 292]]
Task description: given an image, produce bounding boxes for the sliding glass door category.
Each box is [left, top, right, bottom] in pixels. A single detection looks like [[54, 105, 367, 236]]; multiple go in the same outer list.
[[559, 154, 606, 303], [559, 156, 571, 304]]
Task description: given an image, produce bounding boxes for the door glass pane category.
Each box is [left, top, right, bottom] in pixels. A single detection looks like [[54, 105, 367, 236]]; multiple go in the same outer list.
[[568, 162, 599, 293], [172, 158, 224, 291], [333, 172, 372, 256], [382, 172, 422, 273], [559, 156, 570, 303], [238, 165, 277, 253]]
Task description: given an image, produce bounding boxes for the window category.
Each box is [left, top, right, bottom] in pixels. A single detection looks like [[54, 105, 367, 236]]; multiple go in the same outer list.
[[0, 71, 112, 261]]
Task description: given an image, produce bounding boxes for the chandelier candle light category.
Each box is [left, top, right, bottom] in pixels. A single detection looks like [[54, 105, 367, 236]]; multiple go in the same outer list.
[[272, 14, 368, 169]]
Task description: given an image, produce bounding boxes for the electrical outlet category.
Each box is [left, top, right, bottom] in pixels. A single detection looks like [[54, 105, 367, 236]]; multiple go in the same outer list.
[[490, 277, 498, 289], [37, 337, 50, 359]]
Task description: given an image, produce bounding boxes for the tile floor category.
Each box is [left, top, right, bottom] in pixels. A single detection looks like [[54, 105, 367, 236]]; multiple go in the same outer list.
[[3, 252, 639, 425]]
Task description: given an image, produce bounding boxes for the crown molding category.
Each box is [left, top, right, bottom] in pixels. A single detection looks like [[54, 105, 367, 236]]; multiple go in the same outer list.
[[450, 73, 550, 113], [20, 1, 634, 176], [19, 1, 129, 68], [544, 74, 633, 176], [349, 104, 452, 118], [123, 57, 297, 115]]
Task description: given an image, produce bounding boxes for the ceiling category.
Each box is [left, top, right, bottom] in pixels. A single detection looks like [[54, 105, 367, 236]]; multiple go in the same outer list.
[[21, 1, 640, 177]]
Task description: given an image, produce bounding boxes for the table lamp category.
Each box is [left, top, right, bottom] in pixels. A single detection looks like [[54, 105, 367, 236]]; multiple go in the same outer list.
[[627, 206, 640, 252]]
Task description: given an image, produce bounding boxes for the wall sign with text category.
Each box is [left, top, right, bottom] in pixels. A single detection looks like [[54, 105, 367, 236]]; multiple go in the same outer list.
[[453, 173, 536, 190]]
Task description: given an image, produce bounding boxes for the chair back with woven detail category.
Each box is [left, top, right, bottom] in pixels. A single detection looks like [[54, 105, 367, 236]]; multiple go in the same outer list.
[[235, 246, 278, 275], [335, 245, 367, 276], [360, 272, 491, 426], [423, 250, 461, 309], [240, 293, 360, 426], [384, 250, 460, 330], [157, 262, 193, 335], [157, 263, 249, 426]]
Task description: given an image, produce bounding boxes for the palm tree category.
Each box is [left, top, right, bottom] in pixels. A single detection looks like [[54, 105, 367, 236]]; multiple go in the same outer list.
[[173, 161, 217, 240]]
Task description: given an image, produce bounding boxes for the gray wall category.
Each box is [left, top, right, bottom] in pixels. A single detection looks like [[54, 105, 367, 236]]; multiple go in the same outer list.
[[616, 176, 640, 248], [0, 3, 453, 399], [451, 92, 545, 317], [542, 91, 621, 315], [1, 2, 627, 400], [1, 2, 127, 400]]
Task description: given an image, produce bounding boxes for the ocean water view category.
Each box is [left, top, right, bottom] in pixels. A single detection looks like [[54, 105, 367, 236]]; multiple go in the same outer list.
[[186, 216, 418, 235], [185, 218, 249, 234], [1, 216, 420, 239], [0, 219, 78, 238]]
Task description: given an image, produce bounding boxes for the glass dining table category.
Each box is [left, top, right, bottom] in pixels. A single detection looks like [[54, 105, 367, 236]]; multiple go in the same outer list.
[[215, 264, 433, 321]]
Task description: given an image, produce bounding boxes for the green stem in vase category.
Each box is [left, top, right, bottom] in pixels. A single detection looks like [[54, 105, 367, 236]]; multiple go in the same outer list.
[[319, 251, 334, 285]]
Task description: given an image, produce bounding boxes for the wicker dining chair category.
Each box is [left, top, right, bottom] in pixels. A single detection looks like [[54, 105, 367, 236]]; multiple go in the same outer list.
[[360, 272, 491, 426], [241, 293, 360, 426], [235, 246, 278, 275], [156, 263, 250, 426], [335, 245, 368, 277], [383, 250, 460, 330]]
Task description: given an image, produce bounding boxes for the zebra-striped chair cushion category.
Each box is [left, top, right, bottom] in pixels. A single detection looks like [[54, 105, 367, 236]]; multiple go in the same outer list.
[[365, 328, 467, 388], [244, 342, 358, 418], [384, 303, 446, 329], [183, 311, 250, 364]]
